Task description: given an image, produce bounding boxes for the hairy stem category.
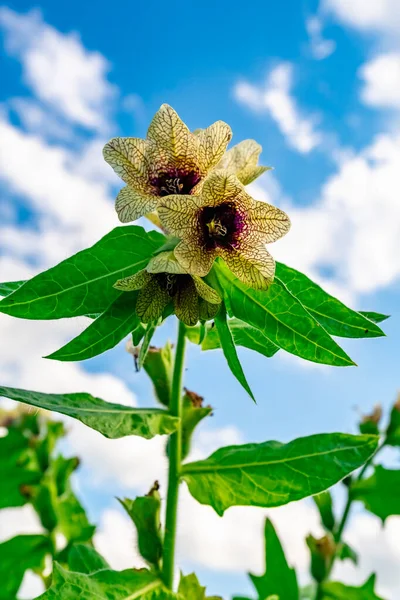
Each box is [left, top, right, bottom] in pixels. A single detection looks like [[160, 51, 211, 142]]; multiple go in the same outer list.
[[315, 439, 386, 598], [162, 320, 186, 589]]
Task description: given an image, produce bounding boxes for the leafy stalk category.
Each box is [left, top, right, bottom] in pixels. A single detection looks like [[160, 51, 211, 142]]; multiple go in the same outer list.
[[162, 320, 186, 589], [315, 440, 386, 599]]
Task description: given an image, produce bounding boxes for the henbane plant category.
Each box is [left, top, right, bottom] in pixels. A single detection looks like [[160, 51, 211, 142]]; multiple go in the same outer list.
[[0, 104, 389, 599]]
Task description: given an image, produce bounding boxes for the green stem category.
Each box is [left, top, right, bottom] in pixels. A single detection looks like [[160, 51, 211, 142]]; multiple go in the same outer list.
[[162, 320, 186, 589], [315, 439, 386, 598]]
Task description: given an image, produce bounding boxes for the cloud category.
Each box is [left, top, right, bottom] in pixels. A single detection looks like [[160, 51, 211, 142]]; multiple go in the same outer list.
[[306, 16, 336, 60], [359, 52, 400, 110], [323, 0, 400, 36], [252, 125, 400, 299], [0, 7, 116, 132], [234, 63, 322, 153]]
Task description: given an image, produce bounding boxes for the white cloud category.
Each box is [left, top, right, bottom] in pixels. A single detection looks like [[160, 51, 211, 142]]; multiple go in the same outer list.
[[0, 7, 116, 131], [323, 0, 400, 36], [359, 52, 400, 110], [235, 63, 322, 153], [306, 16, 336, 60], [94, 508, 146, 570], [254, 127, 400, 298], [0, 115, 119, 267]]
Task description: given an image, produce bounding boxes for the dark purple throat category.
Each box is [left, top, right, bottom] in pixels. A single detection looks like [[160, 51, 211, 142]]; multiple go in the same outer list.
[[151, 169, 201, 197], [198, 202, 245, 250]]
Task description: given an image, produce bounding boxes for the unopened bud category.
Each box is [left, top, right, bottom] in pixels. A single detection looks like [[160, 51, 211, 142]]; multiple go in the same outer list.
[[359, 404, 382, 435]]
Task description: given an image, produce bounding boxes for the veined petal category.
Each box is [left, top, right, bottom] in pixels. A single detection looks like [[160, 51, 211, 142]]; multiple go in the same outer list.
[[174, 279, 199, 326], [247, 199, 291, 243], [136, 279, 170, 323], [147, 251, 188, 275], [199, 298, 220, 321], [158, 195, 202, 239], [147, 104, 198, 168], [219, 244, 275, 290], [192, 276, 221, 304], [174, 240, 216, 277], [103, 137, 150, 189], [217, 139, 271, 185], [196, 121, 232, 172], [115, 186, 158, 223], [201, 171, 248, 207], [114, 269, 151, 291]]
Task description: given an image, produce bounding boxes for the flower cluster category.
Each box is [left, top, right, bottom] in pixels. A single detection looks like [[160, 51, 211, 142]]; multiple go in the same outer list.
[[104, 104, 290, 325]]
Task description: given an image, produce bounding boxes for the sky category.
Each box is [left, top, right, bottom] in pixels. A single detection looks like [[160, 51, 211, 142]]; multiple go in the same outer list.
[[0, 0, 400, 597]]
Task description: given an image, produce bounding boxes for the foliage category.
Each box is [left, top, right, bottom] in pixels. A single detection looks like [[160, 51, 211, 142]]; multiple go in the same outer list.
[[0, 103, 394, 600]]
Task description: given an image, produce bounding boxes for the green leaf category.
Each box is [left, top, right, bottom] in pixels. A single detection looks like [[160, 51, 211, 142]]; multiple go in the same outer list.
[[0, 386, 179, 440], [143, 342, 174, 407], [212, 262, 355, 367], [181, 433, 378, 515], [37, 564, 179, 599], [249, 518, 298, 600], [313, 491, 335, 531], [275, 263, 385, 339], [0, 280, 25, 297], [0, 534, 51, 600], [57, 489, 96, 543], [386, 398, 400, 446], [351, 466, 400, 521], [139, 322, 158, 370], [300, 586, 317, 600], [321, 575, 384, 599], [358, 311, 390, 324], [178, 573, 222, 599], [46, 292, 140, 362], [180, 391, 212, 460], [0, 428, 41, 509], [0, 226, 164, 320], [68, 544, 110, 574], [337, 542, 358, 565], [119, 491, 163, 568], [202, 318, 279, 359], [214, 303, 255, 401]]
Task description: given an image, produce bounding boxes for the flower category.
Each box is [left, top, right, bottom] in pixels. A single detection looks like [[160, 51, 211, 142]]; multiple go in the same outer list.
[[114, 252, 221, 326], [158, 171, 290, 289], [216, 139, 271, 185], [103, 104, 232, 223]]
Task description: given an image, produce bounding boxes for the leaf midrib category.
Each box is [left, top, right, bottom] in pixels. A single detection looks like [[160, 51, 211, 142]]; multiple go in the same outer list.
[[1, 230, 155, 310], [276, 275, 380, 336], [219, 269, 353, 365], [182, 441, 374, 474]]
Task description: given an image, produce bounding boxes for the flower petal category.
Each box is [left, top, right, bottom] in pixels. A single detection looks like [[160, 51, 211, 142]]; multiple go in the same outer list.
[[114, 270, 151, 291], [201, 171, 247, 207], [199, 298, 220, 321], [219, 243, 275, 290], [147, 104, 198, 169], [174, 241, 216, 277], [115, 186, 158, 223], [217, 139, 270, 185], [174, 279, 199, 326], [103, 137, 150, 189], [196, 121, 232, 172], [192, 276, 221, 304], [147, 251, 188, 275], [247, 199, 291, 243], [136, 278, 170, 323], [158, 195, 202, 238]]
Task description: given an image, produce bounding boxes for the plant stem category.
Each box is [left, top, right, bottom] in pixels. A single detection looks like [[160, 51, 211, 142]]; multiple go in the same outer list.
[[162, 320, 186, 589], [315, 439, 386, 599]]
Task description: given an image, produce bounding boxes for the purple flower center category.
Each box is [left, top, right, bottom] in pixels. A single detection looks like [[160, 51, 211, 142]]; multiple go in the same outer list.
[[151, 169, 201, 197], [155, 273, 191, 297], [199, 203, 245, 250]]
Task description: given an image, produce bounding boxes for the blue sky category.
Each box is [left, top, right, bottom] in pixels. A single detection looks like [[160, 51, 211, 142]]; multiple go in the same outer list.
[[1, 1, 400, 598]]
